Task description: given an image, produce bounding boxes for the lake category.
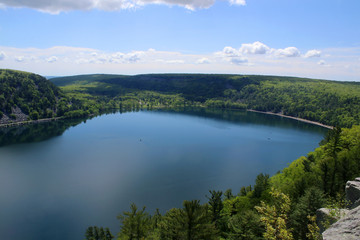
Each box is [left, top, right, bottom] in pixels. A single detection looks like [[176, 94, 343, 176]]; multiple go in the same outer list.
[[0, 108, 328, 240]]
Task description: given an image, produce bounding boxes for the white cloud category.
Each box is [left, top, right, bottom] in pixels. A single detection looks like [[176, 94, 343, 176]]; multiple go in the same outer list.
[[0, 0, 246, 13], [222, 46, 241, 57], [1, 45, 359, 81], [166, 60, 185, 64], [196, 57, 210, 64], [15, 56, 25, 62], [318, 60, 326, 65], [228, 0, 246, 5], [304, 49, 321, 58], [125, 51, 145, 63], [240, 41, 270, 54], [230, 57, 248, 65], [0, 51, 6, 60], [274, 47, 301, 57], [46, 56, 58, 63], [216, 46, 248, 65]]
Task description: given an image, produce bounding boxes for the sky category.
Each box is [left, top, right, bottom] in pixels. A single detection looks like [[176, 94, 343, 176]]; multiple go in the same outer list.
[[0, 0, 360, 81]]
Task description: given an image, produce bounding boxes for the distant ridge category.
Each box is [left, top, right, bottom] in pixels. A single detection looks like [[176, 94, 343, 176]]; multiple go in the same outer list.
[[50, 73, 360, 127]]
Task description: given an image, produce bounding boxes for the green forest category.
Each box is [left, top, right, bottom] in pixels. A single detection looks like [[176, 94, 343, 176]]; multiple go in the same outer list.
[[2, 70, 360, 128], [50, 73, 360, 128], [1, 69, 360, 239]]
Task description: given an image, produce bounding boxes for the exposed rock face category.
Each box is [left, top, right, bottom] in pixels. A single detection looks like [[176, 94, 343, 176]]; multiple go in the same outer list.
[[317, 208, 349, 233], [321, 178, 360, 239], [322, 205, 360, 240], [346, 178, 360, 209]]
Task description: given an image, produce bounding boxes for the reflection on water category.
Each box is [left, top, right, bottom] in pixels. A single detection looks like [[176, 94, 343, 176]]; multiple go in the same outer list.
[[0, 108, 326, 147], [0, 119, 85, 147]]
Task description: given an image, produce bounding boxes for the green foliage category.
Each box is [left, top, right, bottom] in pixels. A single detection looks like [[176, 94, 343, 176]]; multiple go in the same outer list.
[[117, 203, 150, 240], [306, 216, 322, 240], [30, 111, 39, 120], [52, 73, 360, 127], [159, 200, 218, 240], [206, 190, 224, 228], [226, 210, 264, 240], [0, 69, 79, 123], [253, 173, 271, 200], [255, 188, 294, 240], [290, 187, 326, 240], [85, 226, 114, 240]]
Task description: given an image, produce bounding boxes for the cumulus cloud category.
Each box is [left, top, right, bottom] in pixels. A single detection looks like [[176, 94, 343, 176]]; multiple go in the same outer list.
[[222, 46, 241, 57], [46, 56, 58, 63], [318, 60, 326, 65], [196, 57, 210, 64], [230, 57, 248, 65], [228, 0, 246, 5], [274, 47, 301, 57], [304, 49, 321, 58], [0, 51, 6, 60], [216, 46, 248, 65], [0, 0, 246, 13], [240, 41, 270, 54], [125, 51, 145, 63], [15, 56, 25, 62], [1, 45, 359, 81]]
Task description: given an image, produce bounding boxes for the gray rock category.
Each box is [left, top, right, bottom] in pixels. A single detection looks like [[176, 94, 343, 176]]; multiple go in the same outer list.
[[317, 208, 349, 233], [323, 205, 360, 240], [346, 180, 360, 209]]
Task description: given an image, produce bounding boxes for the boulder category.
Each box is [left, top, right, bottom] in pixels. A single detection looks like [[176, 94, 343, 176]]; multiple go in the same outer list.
[[316, 208, 349, 233], [346, 178, 360, 209], [322, 205, 360, 240]]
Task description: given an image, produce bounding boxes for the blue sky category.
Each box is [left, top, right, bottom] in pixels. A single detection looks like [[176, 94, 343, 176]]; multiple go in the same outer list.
[[0, 0, 360, 81]]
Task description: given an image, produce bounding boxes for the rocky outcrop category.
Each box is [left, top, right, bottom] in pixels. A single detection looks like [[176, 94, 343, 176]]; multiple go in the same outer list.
[[316, 208, 349, 233], [321, 178, 360, 240], [346, 178, 360, 209], [322, 205, 360, 240]]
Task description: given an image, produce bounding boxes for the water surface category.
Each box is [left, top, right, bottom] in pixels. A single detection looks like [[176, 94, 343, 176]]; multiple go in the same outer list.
[[0, 109, 328, 240]]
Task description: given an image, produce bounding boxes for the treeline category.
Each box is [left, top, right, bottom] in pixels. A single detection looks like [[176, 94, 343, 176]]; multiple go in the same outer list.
[[2, 70, 360, 127], [51, 73, 360, 128], [87, 125, 360, 240]]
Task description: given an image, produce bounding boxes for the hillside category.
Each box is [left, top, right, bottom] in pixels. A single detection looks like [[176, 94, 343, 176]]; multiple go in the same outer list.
[[0, 69, 86, 125], [51, 73, 360, 127]]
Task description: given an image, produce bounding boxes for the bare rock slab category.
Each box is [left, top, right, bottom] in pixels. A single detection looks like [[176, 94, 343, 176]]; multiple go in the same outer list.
[[322, 205, 360, 240], [346, 179, 360, 209]]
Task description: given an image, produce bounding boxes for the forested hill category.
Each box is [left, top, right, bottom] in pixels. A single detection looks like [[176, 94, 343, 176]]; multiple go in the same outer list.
[[0, 69, 80, 125], [51, 73, 360, 127]]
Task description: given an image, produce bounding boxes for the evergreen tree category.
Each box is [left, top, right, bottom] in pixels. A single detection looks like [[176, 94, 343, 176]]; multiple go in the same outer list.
[[85, 226, 95, 240], [206, 190, 223, 229], [117, 203, 150, 240], [290, 187, 325, 240], [105, 228, 114, 240]]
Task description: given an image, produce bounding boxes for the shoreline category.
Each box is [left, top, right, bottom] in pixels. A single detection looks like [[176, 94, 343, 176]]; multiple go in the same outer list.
[[247, 109, 333, 129], [0, 117, 64, 128], [0, 108, 334, 130]]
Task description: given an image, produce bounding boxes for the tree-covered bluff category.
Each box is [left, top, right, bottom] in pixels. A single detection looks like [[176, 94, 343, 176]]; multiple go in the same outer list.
[[0, 69, 90, 125]]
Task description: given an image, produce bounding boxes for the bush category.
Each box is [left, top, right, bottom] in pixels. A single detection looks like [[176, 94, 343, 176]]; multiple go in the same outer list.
[[30, 111, 39, 120]]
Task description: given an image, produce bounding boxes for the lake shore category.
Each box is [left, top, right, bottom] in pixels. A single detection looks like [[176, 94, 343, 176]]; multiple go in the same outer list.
[[0, 117, 64, 128], [247, 109, 333, 129]]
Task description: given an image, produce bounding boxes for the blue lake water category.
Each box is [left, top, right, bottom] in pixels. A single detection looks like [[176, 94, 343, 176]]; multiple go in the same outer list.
[[0, 109, 328, 239]]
